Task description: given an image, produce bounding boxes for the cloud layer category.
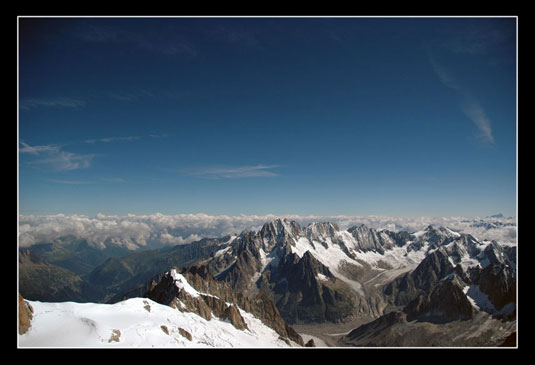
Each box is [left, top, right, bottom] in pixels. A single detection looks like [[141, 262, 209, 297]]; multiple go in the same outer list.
[[18, 213, 516, 250]]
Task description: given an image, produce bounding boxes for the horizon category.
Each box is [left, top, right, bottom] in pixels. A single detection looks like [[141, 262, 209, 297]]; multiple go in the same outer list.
[[18, 211, 517, 250], [18, 16, 517, 218]]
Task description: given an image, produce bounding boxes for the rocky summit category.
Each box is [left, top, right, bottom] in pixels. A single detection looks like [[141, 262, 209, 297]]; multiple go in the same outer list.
[[145, 265, 304, 346]]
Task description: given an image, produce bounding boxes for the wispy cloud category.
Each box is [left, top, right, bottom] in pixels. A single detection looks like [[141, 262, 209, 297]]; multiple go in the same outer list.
[[75, 24, 197, 57], [440, 23, 512, 55], [20, 141, 94, 171], [45, 179, 94, 185], [19, 97, 86, 111], [84, 136, 140, 144], [460, 93, 495, 144], [100, 177, 126, 183], [44, 177, 125, 185], [107, 89, 156, 102], [427, 52, 494, 144], [149, 133, 169, 139], [427, 53, 462, 91], [83, 133, 167, 144], [19, 141, 60, 155], [182, 164, 280, 179], [33, 150, 94, 171], [206, 25, 261, 49]]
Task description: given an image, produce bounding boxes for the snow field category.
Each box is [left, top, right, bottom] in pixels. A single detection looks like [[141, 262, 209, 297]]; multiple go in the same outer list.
[[19, 297, 295, 348]]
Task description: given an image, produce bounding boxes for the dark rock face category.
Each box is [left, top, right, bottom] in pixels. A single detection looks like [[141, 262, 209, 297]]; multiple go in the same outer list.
[[145, 265, 304, 346], [222, 304, 248, 331], [260, 219, 301, 250], [178, 327, 192, 341], [237, 292, 304, 346], [384, 247, 455, 306], [213, 232, 265, 293], [404, 275, 474, 323], [344, 311, 406, 343], [422, 226, 457, 247], [144, 270, 181, 306], [268, 251, 354, 324], [18, 293, 33, 335], [499, 332, 516, 347], [476, 263, 516, 311], [305, 339, 316, 347], [482, 242, 507, 266], [347, 225, 397, 254]]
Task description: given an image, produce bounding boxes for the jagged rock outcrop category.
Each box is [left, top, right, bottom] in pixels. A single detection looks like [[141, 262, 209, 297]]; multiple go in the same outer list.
[[178, 327, 192, 341], [499, 332, 516, 347], [108, 329, 121, 343], [212, 232, 266, 293], [404, 274, 474, 323], [269, 250, 354, 323], [347, 224, 396, 254], [18, 293, 33, 335], [384, 247, 455, 306], [145, 265, 304, 346], [260, 219, 301, 249], [146, 267, 240, 324], [237, 291, 304, 345], [342, 311, 407, 346], [475, 263, 516, 312], [305, 339, 316, 347], [222, 304, 248, 330]]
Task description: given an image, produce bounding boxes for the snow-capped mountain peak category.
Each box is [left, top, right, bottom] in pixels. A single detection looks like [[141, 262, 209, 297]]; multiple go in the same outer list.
[[19, 266, 305, 348]]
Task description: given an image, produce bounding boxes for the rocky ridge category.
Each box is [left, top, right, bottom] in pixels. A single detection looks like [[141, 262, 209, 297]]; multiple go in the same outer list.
[[18, 293, 33, 335], [144, 265, 304, 346]]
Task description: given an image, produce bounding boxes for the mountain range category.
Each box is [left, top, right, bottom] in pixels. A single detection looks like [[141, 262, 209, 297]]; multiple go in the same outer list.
[[18, 218, 517, 347]]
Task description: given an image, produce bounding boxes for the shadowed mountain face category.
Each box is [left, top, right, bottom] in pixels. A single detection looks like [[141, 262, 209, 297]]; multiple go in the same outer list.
[[18, 248, 105, 302], [404, 274, 475, 323], [19, 237, 229, 303], [383, 247, 456, 307], [144, 265, 304, 346]]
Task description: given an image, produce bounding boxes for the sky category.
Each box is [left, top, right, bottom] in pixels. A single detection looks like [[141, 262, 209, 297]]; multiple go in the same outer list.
[[18, 17, 517, 218]]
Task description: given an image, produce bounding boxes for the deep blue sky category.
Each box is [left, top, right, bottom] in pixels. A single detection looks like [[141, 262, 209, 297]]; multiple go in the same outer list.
[[18, 17, 517, 217]]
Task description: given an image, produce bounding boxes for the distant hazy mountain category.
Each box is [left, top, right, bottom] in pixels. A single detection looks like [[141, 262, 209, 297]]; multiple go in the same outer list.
[[18, 236, 230, 303]]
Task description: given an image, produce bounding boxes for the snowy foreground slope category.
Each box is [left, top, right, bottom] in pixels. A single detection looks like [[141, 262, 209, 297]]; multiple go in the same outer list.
[[19, 298, 297, 348], [18, 268, 302, 348]]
